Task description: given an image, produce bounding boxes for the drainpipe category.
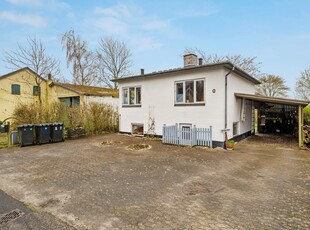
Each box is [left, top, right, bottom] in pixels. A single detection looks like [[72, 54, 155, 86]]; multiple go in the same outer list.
[[225, 66, 235, 129], [224, 66, 235, 147]]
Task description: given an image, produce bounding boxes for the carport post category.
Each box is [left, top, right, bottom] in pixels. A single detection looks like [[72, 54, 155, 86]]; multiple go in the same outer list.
[[298, 105, 304, 148]]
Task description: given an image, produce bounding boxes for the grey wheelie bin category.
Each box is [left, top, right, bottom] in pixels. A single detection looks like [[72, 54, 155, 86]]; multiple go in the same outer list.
[[17, 124, 35, 147], [50, 123, 64, 142], [35, 124, 51, 144]]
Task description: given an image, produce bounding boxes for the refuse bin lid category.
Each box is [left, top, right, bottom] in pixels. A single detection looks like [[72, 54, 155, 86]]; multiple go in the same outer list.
[[52, 122, 63, 125], [35, 123, 51, 126], [17, 124, 34, 128]]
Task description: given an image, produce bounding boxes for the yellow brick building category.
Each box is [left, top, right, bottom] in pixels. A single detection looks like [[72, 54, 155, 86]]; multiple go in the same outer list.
[[0, 67, 118, 122]]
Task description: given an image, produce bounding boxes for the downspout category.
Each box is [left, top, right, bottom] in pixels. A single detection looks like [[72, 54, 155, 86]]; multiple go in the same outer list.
[[224, 66, 235, 147], [225, 66, 235, 129]]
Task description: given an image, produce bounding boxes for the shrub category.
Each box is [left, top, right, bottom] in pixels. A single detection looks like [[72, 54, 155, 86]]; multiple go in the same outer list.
[[12, 102, 118, 134], [82, 103, 119, 134], [304, 107, 310, 125]]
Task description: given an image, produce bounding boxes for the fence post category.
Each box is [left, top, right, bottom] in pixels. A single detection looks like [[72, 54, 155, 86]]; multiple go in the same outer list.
[[210, 126, 212, 148], [163, 124, 166, 143], [192, 125, 196, 146]]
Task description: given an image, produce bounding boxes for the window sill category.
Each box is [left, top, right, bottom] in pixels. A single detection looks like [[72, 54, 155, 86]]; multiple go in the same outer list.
[[122, 105, 142, 108], [174, 103, 205, 106]]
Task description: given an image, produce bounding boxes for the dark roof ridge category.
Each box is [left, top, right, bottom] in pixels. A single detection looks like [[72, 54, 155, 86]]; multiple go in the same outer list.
[[0, 67, 46, 82], [113, 61, 260, 84]]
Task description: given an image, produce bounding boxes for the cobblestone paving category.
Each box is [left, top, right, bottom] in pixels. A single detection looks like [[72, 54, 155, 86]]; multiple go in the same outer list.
[[0, 134, 309, 229]]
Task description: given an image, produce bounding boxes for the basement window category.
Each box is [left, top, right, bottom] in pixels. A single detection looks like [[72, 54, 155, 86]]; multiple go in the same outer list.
[[233, 122, 239, 136], [132, 123, 144, 136]]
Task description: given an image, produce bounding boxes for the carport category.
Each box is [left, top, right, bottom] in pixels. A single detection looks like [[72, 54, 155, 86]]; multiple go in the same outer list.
[[235, 93, 309, 147]]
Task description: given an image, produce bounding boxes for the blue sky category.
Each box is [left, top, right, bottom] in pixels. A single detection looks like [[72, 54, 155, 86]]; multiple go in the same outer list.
[[0, 0, 310, 97]]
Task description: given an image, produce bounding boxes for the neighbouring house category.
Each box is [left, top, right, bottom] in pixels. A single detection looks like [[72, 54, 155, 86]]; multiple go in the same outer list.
[[50, 83, 119, 109], [114, 54, 309, 147], [0, 67, 118, 122]]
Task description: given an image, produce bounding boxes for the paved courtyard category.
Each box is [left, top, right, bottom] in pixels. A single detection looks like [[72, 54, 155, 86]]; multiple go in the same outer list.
[[0, 133, 309, 229]]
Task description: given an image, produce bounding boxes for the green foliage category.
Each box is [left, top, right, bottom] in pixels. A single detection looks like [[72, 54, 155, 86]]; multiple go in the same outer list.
[[255, 74, 289, 97], [12, 102, 118, 134], [304, 107, 310, 125], [295, 68, 310, 101], [82, 103, 119, 134], [227, 140, 235, 144], [12, 102, 68, 128]]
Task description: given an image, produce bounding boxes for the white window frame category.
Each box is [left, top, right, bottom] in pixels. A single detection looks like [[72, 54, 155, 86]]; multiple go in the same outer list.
[[174, 78, 205, 104], [233, 122, 239, 136], [122, 86, 141, 106]]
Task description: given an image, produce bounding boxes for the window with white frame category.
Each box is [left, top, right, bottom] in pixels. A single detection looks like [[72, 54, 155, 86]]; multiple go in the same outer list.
[[122, 86, 141, 106], [175, 79, 204, 104]]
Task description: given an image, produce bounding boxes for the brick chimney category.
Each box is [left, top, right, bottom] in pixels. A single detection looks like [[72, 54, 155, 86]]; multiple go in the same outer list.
[[47, 73, 52, 80], [184, 53, 198, 67]]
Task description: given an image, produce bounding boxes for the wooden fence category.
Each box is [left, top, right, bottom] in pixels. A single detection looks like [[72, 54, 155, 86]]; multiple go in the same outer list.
[[162, 124, 212, 147]]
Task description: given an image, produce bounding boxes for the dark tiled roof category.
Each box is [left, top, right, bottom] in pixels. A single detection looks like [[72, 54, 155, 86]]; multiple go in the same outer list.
[[113, 62, 261, 85]]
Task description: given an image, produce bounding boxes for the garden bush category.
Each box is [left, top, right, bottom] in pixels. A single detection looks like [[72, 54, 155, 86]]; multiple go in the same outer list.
[[12, 102, 118, 135], [304, 107, 310, 125]]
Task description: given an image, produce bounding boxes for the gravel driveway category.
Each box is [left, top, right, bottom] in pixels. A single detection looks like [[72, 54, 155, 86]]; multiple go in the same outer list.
[[0, 134, 309, 230]]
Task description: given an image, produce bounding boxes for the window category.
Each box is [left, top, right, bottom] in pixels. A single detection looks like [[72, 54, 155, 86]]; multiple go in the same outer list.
[[11, 84, 20, 95], [233, 122, 239, 136], [122, 86, 141, 106], [132, 123, 144, 136], [175, 79, 205, 105], [59, 97, 80, 107], [33, 86, 40, 96]]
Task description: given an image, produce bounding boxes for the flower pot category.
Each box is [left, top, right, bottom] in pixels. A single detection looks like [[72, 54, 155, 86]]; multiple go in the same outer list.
[[226, 141, 234, 150]]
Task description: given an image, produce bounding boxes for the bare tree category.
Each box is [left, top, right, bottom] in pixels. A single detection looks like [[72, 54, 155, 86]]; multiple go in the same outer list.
[[185, 48, 261, 77], [3, 36, 61, 102], [61, 29, 98, 86], [295, 68, 310, 101], [97, 37, 132, 89], [256, 74, 289, 97]]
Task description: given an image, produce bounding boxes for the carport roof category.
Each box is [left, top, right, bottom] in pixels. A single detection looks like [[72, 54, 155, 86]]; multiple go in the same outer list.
[[235, 93, 309, 107]]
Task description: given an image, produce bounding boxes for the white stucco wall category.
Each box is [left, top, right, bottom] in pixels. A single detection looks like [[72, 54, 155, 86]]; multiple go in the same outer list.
[[226, 72, 256, 139], [118, 67, 257, 143], [85, 95, 119, 109]]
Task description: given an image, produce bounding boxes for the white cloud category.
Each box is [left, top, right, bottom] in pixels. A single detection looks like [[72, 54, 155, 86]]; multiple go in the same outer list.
[[93, 17, 128, 35], [141, 19, 169, 30], [95, 4, 132, 18], [0, 11, 46, 27], [91, 4, 171, 35], [6, 0, 42, 7], [130, 36, 162, 52], [6, 0, 69, 10], [87, 3, 177, 51]]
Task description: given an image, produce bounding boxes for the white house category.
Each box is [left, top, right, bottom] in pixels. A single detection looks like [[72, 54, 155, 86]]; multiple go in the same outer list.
[[114, 54, 261, 147]]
